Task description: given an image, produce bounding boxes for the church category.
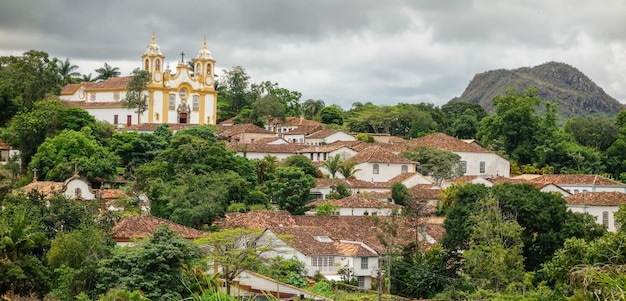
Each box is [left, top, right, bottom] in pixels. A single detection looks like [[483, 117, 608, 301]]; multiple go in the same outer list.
[[60, 34, 218, 128]]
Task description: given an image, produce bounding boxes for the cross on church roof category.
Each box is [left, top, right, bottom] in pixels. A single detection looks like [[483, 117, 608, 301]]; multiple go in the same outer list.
[[180, 51, 185, 63]]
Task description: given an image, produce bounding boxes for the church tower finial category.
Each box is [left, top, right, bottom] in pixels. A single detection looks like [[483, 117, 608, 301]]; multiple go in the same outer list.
[[152, 32, 156, 44]]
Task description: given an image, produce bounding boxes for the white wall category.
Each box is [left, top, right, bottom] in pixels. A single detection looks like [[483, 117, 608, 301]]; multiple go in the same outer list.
[[354, 162, 408, 182], [457, 152, 510, 178], [567, 205, 620, 232], [63, 178, 96, 200]]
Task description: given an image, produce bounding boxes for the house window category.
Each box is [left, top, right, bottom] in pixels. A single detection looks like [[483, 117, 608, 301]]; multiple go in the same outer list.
[[480, 161, 485, 174], [113, 114, 118, 125], [615, 213, 622, 230], [360, 257, 368, 269], [603, 211, 609, 227], [169, 94, 176, 110], [311, 256, 334, 269], [358, 276, 365, 288], [373, 164, 379, 174], [461, 161, 467, 173], [401, 165, 408, 173], [126, 115, 132, 126], [192, 95, 199, 111]]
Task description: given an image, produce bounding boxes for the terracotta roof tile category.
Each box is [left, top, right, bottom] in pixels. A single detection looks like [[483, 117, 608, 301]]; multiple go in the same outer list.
[[226, 142, 309, 154], [217, 210, 298, 229], [351, 146, 415, 164], [298, 140, 363, 153], [218, 123, 275, 136], [111, 215, 207, 241], [17, 181, 64, 197], [350, 142, 405, 153], [403, 133, 491, 153], [308, 194, 399, 209], [410, 184, 442, 200], [530, 174, 626, 187], [306, 130, 345, 139], [102, 189, 129, 200], [565, 191, 626, 206]]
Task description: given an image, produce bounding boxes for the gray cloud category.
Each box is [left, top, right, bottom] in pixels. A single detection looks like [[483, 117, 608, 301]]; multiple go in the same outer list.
[[1, 0, 625, 109]]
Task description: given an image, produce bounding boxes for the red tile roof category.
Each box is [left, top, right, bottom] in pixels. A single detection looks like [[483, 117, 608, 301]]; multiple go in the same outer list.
[[61, 77, 133, 94], [111, 216, 207, 241], [297, 140, 363, 153], [351, 146, 415, 164], [226, 142, 309, 154], [308, 194, 399, 209], [217, 123, 275, 136], [530, 174, 626, 187], [565, 192, 626, 206], [410, 184, 442, 200], [403, 133, 492, 153]]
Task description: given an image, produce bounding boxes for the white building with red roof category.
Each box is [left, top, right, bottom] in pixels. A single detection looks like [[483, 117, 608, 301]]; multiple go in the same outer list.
[[60, 34, 218, 128], [565, 191, 626, 232], [350, 146, 417, 182], [404, 133, 510, 178]]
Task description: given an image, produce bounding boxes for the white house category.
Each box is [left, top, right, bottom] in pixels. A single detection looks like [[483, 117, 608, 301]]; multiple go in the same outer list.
[[308, 193, 401, 216], [298, 141, 361, 163], [0, 140, 19, 165], [311, 173, 433, 200], [529, 174, 626, 194], [404, 133, 510, 178], [262, 226, 380, 289], [564, 191, 626, 232], [350, 146, 417, 182], [305, 130, 356, 145], [60, 34, 218, 127]]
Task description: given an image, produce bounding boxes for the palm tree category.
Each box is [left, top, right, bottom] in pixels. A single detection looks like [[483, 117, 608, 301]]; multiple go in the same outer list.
[[95, 62, 121, 81], [338, 159, 361, 179], [255, 154, 278, 184], [80, 73, 95, 82], [0, 207, 46, 261], [58, 58, 81, 85], [322, 154, 342, 178], [302, 98, 325, 120]]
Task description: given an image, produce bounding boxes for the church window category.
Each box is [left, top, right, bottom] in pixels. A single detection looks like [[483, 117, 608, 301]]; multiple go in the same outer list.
[[196, 63, 201, 74], [169, 94, 176, 110], [207, 63, 211, 75], [89, 93, 96, 101], [145, 59, 149, 71], [155, 59, 160, 71], [113, 92, 120, 101], [192, 95, 199, 111], [373, 164, 379, 174]]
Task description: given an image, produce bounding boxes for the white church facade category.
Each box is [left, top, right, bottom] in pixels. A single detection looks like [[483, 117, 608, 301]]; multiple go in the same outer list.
[[60, 34, 218, 127]]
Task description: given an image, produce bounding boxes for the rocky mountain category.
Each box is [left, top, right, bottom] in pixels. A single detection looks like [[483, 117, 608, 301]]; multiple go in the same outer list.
[[449, 61, 624, 118]]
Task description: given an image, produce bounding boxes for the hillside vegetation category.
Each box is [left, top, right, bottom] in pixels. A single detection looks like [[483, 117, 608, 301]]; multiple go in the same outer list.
[[451, 61, 624, 118]]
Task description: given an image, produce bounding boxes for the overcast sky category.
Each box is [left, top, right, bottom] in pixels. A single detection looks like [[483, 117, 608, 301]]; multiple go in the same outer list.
[[1, 0, 625, 109]]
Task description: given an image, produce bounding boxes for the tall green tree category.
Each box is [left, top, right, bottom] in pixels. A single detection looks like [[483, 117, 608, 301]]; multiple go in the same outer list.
[[219, 66, 253, 119], [400, 146, 463, 185], [197, 228, 285, 295], [302, 98, 325, 120], [58, 58, 81, 85], [281, 154, 319, 177], [463, 196, 525, 291], [29, 128, 119, 181], [0, 50, 61, 114], [96, 225, 201, 301], [262, 167, 315, 215], [322, 154, 342, 178], [478, 87, 543, 165], [564, 115, 618, 151], [318, 105, 344, 126], [94, 62, 121, 81], [122, 68, 150, 123]]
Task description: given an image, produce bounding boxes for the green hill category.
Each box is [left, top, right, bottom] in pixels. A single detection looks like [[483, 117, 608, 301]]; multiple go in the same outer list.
[[449, 61, 624, 118]]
